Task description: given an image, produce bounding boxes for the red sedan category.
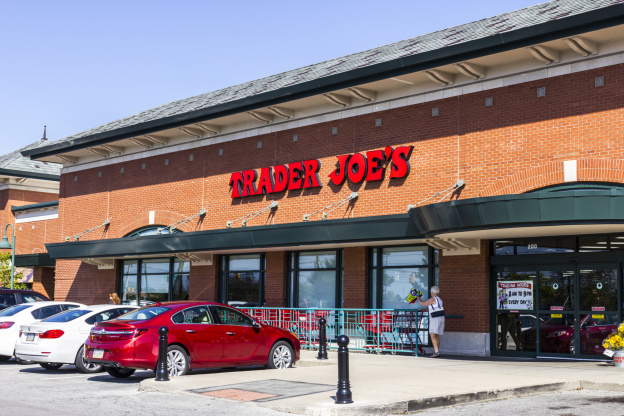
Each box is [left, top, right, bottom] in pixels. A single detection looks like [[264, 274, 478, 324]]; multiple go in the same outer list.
[[84, 301, 300, 378]]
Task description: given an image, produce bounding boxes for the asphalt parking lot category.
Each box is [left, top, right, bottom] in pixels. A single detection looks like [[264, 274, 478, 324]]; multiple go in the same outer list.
[[0, 358, 286, 416]]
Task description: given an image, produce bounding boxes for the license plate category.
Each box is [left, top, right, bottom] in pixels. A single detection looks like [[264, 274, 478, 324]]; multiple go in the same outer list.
[[93, 349, 104, 359], [26, 333, 34, 342]]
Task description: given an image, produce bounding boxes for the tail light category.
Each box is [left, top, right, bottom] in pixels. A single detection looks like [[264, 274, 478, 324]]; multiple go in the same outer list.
[[0, 322, 14, 329], [39, 330, 64, 339], [119, 329, 148, 340]]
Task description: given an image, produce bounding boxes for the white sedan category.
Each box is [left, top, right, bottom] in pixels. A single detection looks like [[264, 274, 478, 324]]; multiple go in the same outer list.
[[15, 304, 137, 373], [0, 301, 84, 361]]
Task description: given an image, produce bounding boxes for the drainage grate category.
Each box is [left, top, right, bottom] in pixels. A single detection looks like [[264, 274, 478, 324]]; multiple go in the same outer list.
[[191, 379, 334, 402], [201, 389, 277, 401]]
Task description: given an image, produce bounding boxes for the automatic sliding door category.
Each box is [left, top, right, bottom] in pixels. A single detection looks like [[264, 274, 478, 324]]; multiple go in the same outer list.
[[537, 268, 576, 356]]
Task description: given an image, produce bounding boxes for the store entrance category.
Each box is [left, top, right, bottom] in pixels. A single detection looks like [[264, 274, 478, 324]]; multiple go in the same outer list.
[[493, 263, 619, 358]]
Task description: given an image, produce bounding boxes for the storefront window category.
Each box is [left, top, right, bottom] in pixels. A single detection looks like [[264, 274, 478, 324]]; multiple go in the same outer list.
[[290, 250, 341, 308], [495, 271, 536, 353], [120, 258, 189, 305], [494, 234, 624, 255], [370, 245, 437, 310], [220, 254, 264, 307]]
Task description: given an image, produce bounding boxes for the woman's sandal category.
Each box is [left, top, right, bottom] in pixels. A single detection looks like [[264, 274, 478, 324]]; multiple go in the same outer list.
[[431, 352, 440, 358]]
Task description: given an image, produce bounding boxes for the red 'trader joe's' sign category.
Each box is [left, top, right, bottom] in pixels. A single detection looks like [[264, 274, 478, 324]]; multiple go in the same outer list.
[[229, 146, 413, 198]]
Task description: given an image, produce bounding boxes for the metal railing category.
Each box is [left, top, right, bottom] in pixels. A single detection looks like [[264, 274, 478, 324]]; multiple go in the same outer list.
[[240, 307, 430, 356]]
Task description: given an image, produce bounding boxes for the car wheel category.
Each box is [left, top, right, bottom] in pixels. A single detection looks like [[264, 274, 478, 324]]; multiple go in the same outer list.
[[75, 346, 103, 373], [0, 355, 11, 362], [39, 363, 63, 370], [267, 341, 294, 369], [167, 345, 189, 377], [105, 366, 136, 378]]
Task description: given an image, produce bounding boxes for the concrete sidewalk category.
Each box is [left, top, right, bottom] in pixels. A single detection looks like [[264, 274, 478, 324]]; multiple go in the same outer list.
[[140, 350, 624, 415]]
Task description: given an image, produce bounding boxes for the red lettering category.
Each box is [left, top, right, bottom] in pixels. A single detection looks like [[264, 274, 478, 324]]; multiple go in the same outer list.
[[365, 150, 385, 181], [389, 146, 413, 179], [273, 165, 289, 193], [302, 159, 321, 188], [328, 155, 350, 186], [288, 162, 304, 190], [257, 167, 274, 194], [347, 153, 367, 183], [241, 169, 257, 196], [229, 172, 244, 198]]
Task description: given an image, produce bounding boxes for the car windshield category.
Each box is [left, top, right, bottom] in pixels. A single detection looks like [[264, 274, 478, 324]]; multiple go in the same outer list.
[[43, 309, 92, 323], [116, 306, 170, 321], [0, 304, 32, 316]]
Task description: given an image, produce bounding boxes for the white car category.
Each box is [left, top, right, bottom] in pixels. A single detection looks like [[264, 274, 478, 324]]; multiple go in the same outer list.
[[15, 304, 137, 373], [0, 301, 84, 361]]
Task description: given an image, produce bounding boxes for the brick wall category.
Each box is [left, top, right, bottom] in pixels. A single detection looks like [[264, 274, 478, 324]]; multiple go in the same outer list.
[[0, 188, 58, 255], [50, 64, 624, 317], [343, 247, 368, 309], [265, 251, 288, 307], [189, 261, 218, 301], [439, 241, 490, 333], [32, 267, 55, 299]]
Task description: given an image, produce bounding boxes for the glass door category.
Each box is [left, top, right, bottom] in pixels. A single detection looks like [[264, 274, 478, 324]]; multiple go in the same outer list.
[[536, 266, 576, 356], [577, 265, 618, 357], [494, 263, 620, 358]]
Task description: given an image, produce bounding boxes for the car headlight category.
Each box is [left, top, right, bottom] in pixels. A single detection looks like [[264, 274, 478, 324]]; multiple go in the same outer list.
[[546, 330, 567, 338]]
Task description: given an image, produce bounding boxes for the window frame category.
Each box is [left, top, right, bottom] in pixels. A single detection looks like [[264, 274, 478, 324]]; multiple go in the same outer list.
[[218, 253, 266, 307], [368, 244, 438, 309], [118, 257, 190, 304], [288, 249, 343, 308]]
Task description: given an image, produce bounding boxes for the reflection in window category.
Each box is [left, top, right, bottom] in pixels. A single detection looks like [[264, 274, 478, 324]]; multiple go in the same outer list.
[[539, 270, 575, 311], [291, 251, 341, 308], [220, 254, 264, 307], [120, 258, 189, 305], [370, 246, 437, 309]]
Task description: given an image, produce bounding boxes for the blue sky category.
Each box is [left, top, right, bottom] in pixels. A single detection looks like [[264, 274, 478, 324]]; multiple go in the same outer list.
[[1, 0, 544, 151]]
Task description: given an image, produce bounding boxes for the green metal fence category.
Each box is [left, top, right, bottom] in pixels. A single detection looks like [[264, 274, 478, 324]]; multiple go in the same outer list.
[[240, 307, 429, 356]]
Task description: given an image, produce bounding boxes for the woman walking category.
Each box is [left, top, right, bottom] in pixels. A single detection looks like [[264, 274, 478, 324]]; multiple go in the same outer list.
[[417, 286, 445, 358]]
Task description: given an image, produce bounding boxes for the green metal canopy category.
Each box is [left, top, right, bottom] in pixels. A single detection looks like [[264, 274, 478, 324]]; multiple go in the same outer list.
[[45, 214, 421, 260], [409, 190, 624, 237]]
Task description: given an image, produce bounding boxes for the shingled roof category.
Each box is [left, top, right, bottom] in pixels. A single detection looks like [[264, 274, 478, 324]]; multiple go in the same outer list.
[[1, 140, 61, 179], [23, 0, 624, 159]]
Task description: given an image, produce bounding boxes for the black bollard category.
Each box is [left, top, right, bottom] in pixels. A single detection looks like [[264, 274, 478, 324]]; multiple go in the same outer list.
[[335, 334, 353, 404], [155, 326, 169, 381], [317, 317, 328, 360]]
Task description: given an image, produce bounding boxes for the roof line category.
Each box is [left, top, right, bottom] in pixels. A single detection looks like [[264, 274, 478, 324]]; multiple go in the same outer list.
[[11, 200, 59, 213], [0, 168, 60, 182], [23, 3, 624, 160]]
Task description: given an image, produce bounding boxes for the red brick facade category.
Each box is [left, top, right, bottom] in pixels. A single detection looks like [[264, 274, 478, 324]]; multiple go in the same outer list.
[[42, 64, 624, 345]]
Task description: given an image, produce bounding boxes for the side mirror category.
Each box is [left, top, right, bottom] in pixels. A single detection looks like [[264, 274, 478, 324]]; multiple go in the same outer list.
[[253, 320, 261, 328]]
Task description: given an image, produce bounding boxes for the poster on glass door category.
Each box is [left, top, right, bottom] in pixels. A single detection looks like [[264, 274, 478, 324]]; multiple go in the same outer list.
[[497, 281, 534, 310]]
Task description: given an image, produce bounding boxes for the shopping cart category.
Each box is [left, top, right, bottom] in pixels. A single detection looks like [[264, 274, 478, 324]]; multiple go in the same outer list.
[[360, 310, 427, 355]]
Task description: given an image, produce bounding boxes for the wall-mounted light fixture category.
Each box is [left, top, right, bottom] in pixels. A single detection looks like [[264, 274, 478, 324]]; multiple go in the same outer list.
[[407, 180, 465, 211], [226, 201, 278, 228], [157, 209, 206, 234], [303, 192, 358, 221], [65, 220, 110, 242]]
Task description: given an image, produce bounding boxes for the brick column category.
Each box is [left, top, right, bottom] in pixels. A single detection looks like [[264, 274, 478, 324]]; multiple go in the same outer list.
[[32, 267, 55, 300], [342, 247, 368, 309], [189, 257, 218, 301], [438, 240, 490, 333], [265, 251, 287, 307]]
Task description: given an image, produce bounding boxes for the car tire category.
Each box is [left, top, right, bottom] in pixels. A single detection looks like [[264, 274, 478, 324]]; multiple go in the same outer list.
[[0, 355, 11, 362], [75, 346, 104, 373], [105, 366, 136, 378], [39, 362, 63, 370], [167, 345, 189, 377], [267, 341, 294, 369]]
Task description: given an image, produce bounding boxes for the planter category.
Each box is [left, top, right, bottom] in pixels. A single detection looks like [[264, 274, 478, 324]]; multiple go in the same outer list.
[[614, 351, 624, 367]]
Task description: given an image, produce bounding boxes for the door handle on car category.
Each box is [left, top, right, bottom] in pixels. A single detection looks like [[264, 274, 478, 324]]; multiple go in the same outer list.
[[186, 330, 196, 333], [226, 332, 235, 336]]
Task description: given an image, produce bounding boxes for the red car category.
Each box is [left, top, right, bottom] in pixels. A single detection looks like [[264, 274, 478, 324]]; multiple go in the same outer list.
[[84, 301, 300, 378]]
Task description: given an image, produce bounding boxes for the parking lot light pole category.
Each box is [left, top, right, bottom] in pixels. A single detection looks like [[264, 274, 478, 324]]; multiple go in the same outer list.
[[0, 224, 16, 289]]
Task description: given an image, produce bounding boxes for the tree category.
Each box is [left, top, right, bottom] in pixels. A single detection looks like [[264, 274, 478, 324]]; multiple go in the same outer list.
[[0, 253, 27, 289]]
